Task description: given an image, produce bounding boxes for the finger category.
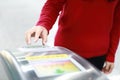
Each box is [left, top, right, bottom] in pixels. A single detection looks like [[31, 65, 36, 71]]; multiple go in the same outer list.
[[25, 29, 35, 44], [25, 31, 32, 44], [102, 63, 108, 73], [34, 29, 42, 42], [41, 30, 48, 45], [108, 64, 114, 73], [105, 64, 110, 71]]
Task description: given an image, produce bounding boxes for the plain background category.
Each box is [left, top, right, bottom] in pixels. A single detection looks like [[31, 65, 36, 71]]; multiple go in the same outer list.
[[0, 0, 120, 80]]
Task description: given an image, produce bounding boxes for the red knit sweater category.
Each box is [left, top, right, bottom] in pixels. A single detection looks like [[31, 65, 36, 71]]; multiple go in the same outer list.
[[36, 0, 120, 62]]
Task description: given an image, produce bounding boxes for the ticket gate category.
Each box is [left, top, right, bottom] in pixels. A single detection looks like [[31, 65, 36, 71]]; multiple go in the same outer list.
[[0, 46, 109, 80]]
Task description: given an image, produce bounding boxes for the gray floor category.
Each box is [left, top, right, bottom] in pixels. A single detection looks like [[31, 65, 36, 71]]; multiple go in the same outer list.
[[0, 0, 120, 80]]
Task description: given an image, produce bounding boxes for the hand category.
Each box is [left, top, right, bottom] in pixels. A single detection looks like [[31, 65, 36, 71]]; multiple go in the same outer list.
[[102, 61, 114, 74], [25, 26, 48, 45]]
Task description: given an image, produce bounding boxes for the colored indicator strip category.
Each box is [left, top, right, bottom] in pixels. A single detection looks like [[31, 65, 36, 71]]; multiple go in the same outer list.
[[25, 54, 69, 60]]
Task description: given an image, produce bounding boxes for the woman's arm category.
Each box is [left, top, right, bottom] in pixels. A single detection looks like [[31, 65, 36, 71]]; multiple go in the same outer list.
[[36, 0, 66, 31], [102, 1, 120, 74]]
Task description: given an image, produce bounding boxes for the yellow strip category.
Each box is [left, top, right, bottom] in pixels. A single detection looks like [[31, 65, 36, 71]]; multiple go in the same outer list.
[[25, 54, 69, 60]]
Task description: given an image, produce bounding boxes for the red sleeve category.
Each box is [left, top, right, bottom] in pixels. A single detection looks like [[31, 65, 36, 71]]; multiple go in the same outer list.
[[36, 0, 66, 31], [106, 1, 120, 62]]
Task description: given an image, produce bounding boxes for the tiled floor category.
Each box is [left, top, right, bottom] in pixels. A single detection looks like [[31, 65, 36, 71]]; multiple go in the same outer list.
[[0, 0, 120, 80]]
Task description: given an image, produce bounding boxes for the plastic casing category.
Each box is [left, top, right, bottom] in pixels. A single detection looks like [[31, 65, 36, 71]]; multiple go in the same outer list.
[[0, 46, 109, 80]]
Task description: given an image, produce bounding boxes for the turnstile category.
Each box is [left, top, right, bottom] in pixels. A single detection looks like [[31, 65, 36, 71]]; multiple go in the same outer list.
[[0, 46, 109, 80]]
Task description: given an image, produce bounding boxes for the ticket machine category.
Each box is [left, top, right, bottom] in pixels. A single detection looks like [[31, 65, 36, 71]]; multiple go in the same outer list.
[[0, 46, 109, 80]]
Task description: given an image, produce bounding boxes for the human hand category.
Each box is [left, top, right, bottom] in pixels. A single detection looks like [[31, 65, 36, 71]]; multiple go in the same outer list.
[[25, 26, 48, 45], [102, 61, 114, 74]]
